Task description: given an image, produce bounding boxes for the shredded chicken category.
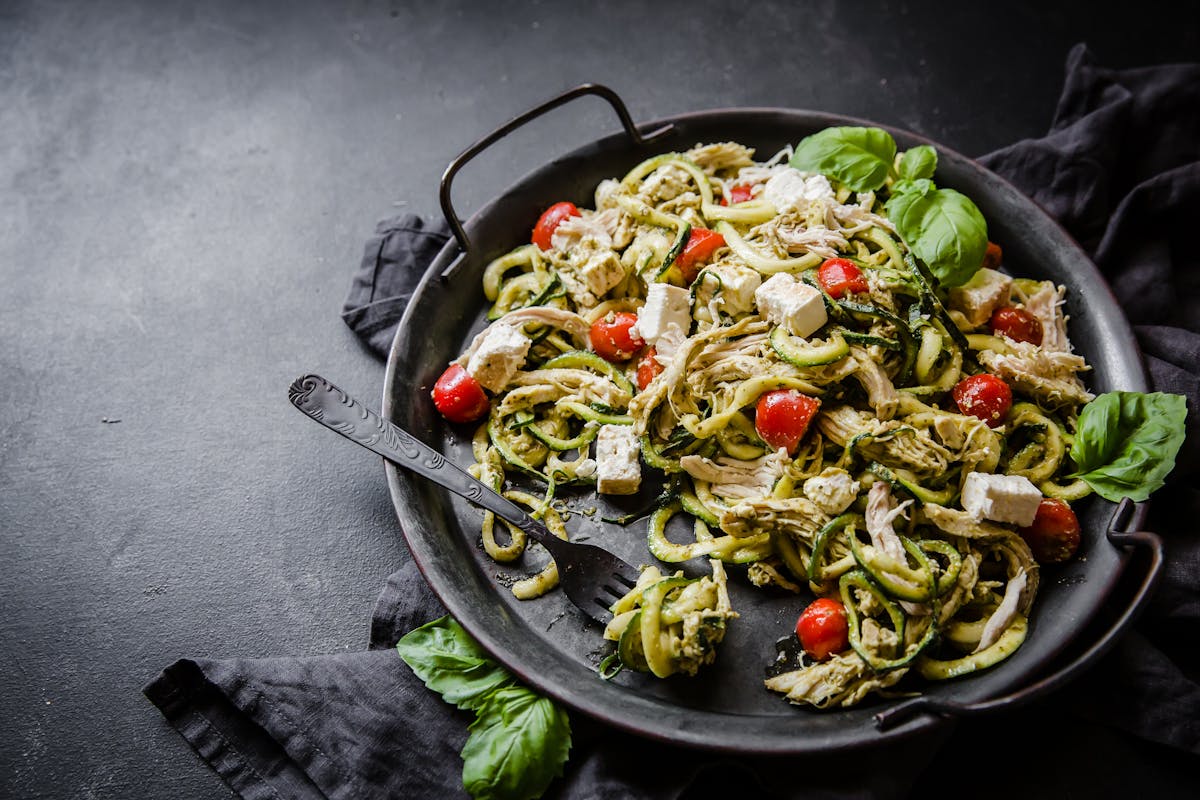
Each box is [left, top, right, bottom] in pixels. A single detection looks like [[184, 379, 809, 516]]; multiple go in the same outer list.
[[747, 560, 803, 593], [977, 340, 1093, 407], [765, 651, 907, 708], [510, 367, 630, 402], [774, 224, 849, 259], [1021, 281, 1072, 353], [628, 317, 763, 434], [860, 617, 901, 656], [719, 495, 830, 542], [819, 406, 952, 478], [938, 552, 980, 626], [835, 193, 895, 233], [680, 449, 788, 500], [850, 346, 900, 420], [686, 141, 756, 175], [864, 482, 910, 561], [976, 569, 1027, 652], [550, 208, 622, 251], [917, 503, 1015, 541]]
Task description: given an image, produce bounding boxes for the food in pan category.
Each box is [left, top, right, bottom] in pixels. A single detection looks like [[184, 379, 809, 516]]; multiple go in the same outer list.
[[430, 127, 1185, 706]]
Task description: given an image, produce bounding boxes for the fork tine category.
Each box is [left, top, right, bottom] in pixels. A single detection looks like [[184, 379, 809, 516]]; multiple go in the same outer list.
[[612, 570, 638, 588], [599, 583, 627, 600]]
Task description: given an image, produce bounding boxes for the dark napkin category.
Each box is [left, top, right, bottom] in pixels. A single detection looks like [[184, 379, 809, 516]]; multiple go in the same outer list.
[[146, 44, 1200, 798], [340, 215, 451, 357]]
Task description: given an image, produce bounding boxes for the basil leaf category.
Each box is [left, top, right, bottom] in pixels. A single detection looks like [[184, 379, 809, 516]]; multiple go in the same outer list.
[[886, 186, 988, 287], [790, 127, 896, 192], [897, 145, 937, 181], [397, 616, 512, 709], [461, 686, 572, 800], [1071, 391, 1187, 502], [890, 176, 935, 200]]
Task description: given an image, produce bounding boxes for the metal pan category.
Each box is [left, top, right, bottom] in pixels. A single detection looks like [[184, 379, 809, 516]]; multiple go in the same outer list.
[[382, 85, 1162, 753]]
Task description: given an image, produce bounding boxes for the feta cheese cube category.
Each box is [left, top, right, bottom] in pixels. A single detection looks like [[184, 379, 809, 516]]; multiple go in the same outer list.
[[557, 238, 626, 308], [595, 424, 641, 495], [803, 468, 861, 515], [754, 273, 828, 338], [636, 283, 691, 344], [580, 248, 625, 297], [948, 268, 1013, 329], [653, 324, 686, 365], [961, 472, 1041, 526], [763, 169, 835, 211], [465, 324, 530, 393], [709, 264, 761, 315]]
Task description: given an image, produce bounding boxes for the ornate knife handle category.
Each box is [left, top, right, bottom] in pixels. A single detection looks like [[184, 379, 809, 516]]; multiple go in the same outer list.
[[287, 374, 560, 550]]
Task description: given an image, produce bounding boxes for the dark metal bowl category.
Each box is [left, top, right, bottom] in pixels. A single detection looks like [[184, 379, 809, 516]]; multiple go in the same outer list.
[[382, 95, 1148, 754]]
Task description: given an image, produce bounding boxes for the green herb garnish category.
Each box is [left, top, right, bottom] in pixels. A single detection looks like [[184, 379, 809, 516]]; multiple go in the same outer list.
[[1070, 391, 1188, 502], [398, 616, 571, 800]]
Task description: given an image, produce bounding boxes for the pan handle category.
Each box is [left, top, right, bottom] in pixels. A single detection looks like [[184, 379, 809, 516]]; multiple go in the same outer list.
[[438, 83, 674, 259], [873, 497, 1163, 731]]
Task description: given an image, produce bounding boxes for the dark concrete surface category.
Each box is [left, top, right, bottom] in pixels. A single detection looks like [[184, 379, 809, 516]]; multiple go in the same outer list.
[[2, 1, 1198, 797]]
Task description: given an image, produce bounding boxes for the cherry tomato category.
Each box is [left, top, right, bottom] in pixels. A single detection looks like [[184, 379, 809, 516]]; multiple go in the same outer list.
[[982, 241, 1003, 270], [817, 258, 869, 299], [796, 598, 849, 661], [589, 312, 645, 362], [990, 306, 1044, 346], [720, 183, 755, 206], [952, 374, 1012, 428], [1019, 498, 1081, 564], [431, 364, 490, 424], [531, 201, 581, 251], [755, 390, 821, 454], [636, 348, 663, 391], [674, 227, 726, 284]]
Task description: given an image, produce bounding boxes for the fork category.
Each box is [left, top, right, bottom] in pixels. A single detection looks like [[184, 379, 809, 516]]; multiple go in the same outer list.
[[287, 374, 640, 624]]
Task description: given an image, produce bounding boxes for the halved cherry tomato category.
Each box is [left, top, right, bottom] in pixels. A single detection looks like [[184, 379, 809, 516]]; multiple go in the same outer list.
[[990, 306, 1044, 346], [755, 390, 821, 454], [817, 258, 869, 299], [951, 373, 1013, 428], [796, 598, 849, 661], [531, 201, 581, 251], [1019, 498, 1081, 564], [720, 183, 755, 206], [674, 227, 726, 284], [589, 312, 644, 362], [431, 364, 489, 424], [982, 241, 1003, 270], [636, 347, 663, 391]]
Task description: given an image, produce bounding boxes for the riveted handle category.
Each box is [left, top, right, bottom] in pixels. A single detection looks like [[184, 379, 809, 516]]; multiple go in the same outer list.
[[438, 83, 674, 260]]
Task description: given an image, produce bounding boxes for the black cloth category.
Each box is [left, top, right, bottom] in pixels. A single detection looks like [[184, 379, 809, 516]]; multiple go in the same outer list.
[[145, 44, 1200, 798], [340, 215, 451, 357], [979, 44, 1200, 753]]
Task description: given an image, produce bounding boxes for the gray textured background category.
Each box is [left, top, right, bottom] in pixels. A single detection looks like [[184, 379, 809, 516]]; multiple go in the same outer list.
[[3, 0, 1198, 796]]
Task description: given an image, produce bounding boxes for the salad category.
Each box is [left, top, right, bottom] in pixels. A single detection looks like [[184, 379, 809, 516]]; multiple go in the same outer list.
[[428, 128, 1185, 708]]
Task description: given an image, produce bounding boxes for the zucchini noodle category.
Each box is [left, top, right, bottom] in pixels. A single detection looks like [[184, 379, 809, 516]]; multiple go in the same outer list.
[[451, 138, 1096, 707]]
